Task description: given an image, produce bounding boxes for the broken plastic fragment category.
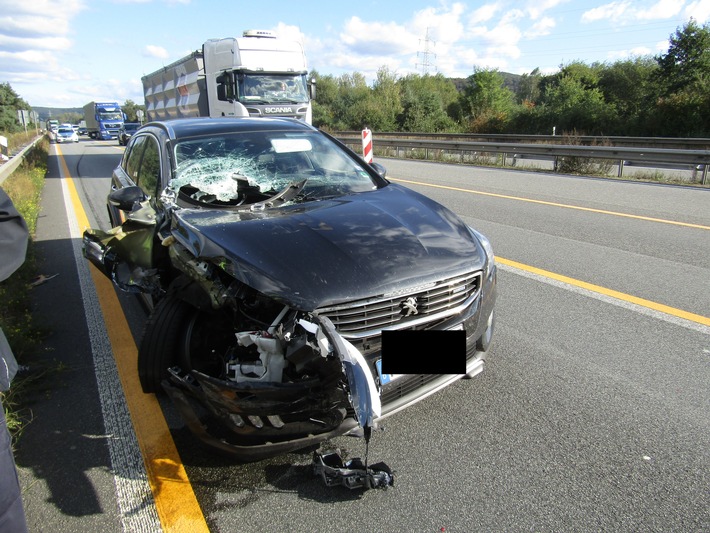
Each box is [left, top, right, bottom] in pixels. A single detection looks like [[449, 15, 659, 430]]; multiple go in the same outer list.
[[312, 449, 394, 490], [317, 316, 381, 428]]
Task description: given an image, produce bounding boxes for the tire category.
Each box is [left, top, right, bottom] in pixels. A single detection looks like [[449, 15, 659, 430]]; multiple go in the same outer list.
[[137, 294, 233, 393]]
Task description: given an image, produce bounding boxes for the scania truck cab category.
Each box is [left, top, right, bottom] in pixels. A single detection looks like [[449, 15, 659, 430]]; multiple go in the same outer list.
[[142, 30, 315, 124]]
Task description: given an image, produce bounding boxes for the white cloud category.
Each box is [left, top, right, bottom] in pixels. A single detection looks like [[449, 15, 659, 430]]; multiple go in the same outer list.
[[582, 1, 632, 23], [143, 45, 169, 59], [0, 0, 85, 94], [525, 0, 571, 20], [412, 2, 466, 44], [270, 23, 305, 43], [340, 16, 419, 55], [606, 46, 653, 60], [654, 38, 671, 52], [468, 2, 502, 25], [583, 0, 687, 23], [636, 0, 685, 20], [685, 0, 710, 21], [0, 0, 85, 38], [525, 16, 556, 37], [0, 35, 73, 53]]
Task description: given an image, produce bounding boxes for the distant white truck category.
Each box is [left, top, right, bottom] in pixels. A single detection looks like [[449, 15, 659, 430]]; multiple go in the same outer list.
[[142, 30, 315, 124]]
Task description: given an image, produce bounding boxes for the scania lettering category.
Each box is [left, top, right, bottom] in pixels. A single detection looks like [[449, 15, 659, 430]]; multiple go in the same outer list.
[[265, 107, 294, 113], [142, 30, 315, 124]]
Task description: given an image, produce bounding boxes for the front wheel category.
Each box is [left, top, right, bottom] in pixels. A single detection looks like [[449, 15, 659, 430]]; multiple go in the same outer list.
[[137, 294, 232, 393]]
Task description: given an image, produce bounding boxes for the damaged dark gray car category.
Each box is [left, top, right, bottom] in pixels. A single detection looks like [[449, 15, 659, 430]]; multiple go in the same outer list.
[[83, 117, 497, 462]]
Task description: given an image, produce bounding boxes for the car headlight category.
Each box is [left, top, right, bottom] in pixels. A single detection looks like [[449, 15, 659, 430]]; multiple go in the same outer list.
[[468, 227, 495, 279]]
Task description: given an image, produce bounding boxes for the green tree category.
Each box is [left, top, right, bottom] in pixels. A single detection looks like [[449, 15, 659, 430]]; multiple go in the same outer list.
[[367, 67, 403, 131], [332, 72, 371, 130], [122, 99, 146, 122], [597, 57, 656, 134], [516, 67, 543, 105], [397, 74, 459, 132], [310, 70, 339, 130], [651, 19, 710, 136], [57, 112, 82, 125], [539, 74, 615, 134], [459, 68, 516, 132], [655, 19, 710, 95], [0, 83, 32, 133]]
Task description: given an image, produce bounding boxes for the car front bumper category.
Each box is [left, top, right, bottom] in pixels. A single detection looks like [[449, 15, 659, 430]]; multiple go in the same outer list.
[[161, 265, 497, 462]]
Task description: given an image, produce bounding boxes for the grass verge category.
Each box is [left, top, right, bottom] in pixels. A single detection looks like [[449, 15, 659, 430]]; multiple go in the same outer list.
[[1, 136, 49, 444]]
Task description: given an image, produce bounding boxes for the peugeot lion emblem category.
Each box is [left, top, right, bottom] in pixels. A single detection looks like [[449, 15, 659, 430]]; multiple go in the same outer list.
[[401, 296, 419, 317]]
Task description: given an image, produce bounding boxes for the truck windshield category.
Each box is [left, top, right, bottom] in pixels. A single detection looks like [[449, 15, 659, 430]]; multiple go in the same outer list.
[[237, 74, 308, 104], [99, 111, 123, 120]]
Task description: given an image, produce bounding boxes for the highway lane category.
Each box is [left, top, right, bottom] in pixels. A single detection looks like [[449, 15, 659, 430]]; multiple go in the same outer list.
[[29, 140, 710, 532], [382, 158, 710, 319]]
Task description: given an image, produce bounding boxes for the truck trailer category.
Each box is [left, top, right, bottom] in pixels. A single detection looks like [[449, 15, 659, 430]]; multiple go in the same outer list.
[[142, 30, 315, 123], [83, 101, 125, 140]]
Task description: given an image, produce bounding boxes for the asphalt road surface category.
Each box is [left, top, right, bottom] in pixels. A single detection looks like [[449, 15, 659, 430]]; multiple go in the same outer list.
[[15, 138, 710, 532]]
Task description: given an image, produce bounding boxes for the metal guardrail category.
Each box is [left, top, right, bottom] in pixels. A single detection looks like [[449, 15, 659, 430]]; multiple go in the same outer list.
[[336, 135, 710, 185], [335, 131, 710, 150], [0, 135, 45, 185]]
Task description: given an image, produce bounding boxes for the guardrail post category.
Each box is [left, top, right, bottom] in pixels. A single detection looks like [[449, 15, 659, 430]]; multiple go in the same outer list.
[[702, 164, 708, 185], [618, 160, 624, 177]]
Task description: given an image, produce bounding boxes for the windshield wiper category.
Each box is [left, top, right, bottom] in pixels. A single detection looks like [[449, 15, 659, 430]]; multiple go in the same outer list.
[[248, 179, 308, 211], [272, 98, 303, 104]]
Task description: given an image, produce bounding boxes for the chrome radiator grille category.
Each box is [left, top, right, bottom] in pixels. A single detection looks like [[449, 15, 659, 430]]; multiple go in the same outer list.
[[318, 271, 482, 339]]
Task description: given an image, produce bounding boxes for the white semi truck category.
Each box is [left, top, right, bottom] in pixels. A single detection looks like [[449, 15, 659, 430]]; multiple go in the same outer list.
[[142, 30, 315, 124]]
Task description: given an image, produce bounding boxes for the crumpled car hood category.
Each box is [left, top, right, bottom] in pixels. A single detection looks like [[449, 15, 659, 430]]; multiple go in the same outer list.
[[170, 183, 484, 310]]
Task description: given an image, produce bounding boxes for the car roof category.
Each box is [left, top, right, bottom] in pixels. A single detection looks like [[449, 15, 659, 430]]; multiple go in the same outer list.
[[143, 117, 316, 141]]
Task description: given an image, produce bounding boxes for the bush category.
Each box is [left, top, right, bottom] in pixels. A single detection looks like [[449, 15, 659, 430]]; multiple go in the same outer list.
[[555, 131, 614, 176]]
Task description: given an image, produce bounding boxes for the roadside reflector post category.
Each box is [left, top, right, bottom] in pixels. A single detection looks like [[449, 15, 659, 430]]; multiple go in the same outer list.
[[362, 128, 373, 163]]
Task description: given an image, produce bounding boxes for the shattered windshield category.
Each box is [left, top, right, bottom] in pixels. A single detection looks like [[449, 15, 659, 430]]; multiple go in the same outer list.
[[170, 130, 377, 207], [238, 74, 309, 104]]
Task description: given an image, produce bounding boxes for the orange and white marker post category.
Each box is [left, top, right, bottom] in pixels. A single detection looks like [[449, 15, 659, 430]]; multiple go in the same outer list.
[[362, 127, 373, 163]]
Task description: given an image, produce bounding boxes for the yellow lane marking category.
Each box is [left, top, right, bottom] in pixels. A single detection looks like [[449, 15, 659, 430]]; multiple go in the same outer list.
[[56, 146, 209, 532], [391, 177, 710, 231], [497, 257, 710, 327]]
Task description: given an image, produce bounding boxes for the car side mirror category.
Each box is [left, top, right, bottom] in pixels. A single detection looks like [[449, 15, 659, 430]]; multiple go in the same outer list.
[[370, 162, 387, 178], [108, 186, 147, 211]]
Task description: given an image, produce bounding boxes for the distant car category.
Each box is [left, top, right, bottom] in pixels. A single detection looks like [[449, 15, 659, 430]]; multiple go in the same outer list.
[[82, 117, 497, 461], [78, 127, 88, 136], [55, 125, 79, 143], [118, 122, 141, 146]]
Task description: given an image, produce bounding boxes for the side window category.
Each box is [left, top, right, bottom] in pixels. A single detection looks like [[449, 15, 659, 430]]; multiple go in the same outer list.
[[124, 136, 147, 183], [136, 136, 161, 197]]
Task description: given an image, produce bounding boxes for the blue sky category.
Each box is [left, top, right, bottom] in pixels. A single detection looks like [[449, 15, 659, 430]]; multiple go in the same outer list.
[[1, 0, 709, 108]]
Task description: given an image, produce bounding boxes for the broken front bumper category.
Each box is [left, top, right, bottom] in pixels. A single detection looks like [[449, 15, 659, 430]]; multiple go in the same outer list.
[[162, 267, 497, 462]]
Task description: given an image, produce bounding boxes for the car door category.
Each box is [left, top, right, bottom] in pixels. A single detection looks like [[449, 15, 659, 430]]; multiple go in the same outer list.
[[84, 131, 166, 295]]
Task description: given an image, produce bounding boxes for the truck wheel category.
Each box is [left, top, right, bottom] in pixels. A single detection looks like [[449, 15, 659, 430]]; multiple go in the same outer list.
[[137, 294, 232, 393]]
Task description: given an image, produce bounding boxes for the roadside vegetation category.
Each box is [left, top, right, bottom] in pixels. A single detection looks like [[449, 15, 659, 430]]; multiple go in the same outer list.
[[0, 137, 49, 442], [311, 20, 710, 138]]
